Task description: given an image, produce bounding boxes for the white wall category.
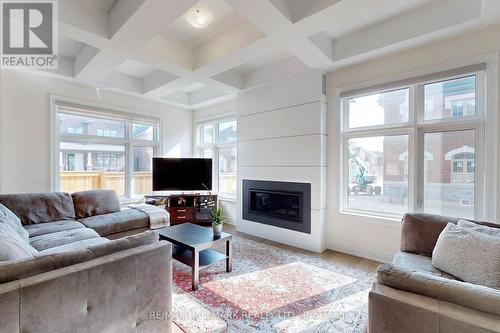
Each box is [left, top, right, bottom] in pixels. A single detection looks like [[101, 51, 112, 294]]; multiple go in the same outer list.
[[236, 70, 328, 253], [326, 24, 500, 263], [0, 69, 193, 194]]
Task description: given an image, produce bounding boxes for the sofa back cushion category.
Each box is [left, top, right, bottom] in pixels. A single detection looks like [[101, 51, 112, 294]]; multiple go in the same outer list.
[[0, 223, 37, 262], [401, 213, 500, 257], [432, 223, 500, 289], [458, 219, 500, 237], [0, 204, 29, 242], [0, 192, 76, 225], [0, 231, 159, 283], [72, 190, 121, 219]]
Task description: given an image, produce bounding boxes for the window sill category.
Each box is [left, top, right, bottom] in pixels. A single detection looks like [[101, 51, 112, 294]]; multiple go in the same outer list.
[[340, 209, 403, 227], [218, 195, 237, 203]]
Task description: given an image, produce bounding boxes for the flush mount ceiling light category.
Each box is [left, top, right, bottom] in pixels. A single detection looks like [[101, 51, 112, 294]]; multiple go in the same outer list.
[[186, 8, 213, 29]]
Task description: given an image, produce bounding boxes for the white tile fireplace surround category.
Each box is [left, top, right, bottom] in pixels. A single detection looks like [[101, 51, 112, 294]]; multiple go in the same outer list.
[[236, 70, 327, 253]]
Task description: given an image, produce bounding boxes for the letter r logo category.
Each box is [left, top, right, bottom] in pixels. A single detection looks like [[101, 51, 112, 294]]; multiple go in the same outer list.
[[2, 2, 53, 54]]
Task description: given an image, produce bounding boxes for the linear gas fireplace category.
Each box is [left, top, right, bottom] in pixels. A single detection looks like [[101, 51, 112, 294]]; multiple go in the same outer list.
[[243, 180, 311, 234]]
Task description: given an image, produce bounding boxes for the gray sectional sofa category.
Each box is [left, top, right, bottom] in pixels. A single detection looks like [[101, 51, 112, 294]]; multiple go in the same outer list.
[[368, 213, 500, 333], [0, 190, 172, 333]]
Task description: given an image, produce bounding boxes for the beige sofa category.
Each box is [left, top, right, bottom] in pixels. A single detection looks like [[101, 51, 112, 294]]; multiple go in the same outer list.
[[368, 213, 500, 333], [0, 190, 172, 333]]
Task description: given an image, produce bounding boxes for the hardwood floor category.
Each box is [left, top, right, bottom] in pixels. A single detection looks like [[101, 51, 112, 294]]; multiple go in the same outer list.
[[172, 223, 380, 332], [223, 224, 380, 273]]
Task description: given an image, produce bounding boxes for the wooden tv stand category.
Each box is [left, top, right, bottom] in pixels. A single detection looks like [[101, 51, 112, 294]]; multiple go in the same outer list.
[[144, 193, 217, 225]]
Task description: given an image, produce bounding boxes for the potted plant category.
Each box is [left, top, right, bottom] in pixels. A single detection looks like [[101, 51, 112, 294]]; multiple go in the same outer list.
[[210, 207, 224, 238]]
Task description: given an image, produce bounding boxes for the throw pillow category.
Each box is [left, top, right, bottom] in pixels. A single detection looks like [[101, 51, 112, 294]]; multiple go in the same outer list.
[[457, 219, 500, 238], [0, 204, 29, 242], [432, 223, 500, 289], [0, 225, 37, 262]]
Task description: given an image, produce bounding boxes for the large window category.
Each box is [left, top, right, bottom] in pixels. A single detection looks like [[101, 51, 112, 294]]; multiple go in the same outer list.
[[196, 119, 237, 198], [54, 101, 159, 199], [341, 67, 484, 219]]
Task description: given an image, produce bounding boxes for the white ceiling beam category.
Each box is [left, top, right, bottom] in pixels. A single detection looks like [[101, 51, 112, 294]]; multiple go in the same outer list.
[[330, 0, 482, 61], [59, 22, 109, 50], [49, 0, 496, 109], [102, 72, 143, 94], [72, 0, 197, 85], [225, 0, 334, 69]]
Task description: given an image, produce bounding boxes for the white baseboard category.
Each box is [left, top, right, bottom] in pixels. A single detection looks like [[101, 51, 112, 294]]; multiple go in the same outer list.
[[224, 216, 236, 225], [328, 241, 395, 264]]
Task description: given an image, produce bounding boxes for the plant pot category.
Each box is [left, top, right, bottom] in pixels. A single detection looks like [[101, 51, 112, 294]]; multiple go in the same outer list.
[[212, 222, 223, 238]]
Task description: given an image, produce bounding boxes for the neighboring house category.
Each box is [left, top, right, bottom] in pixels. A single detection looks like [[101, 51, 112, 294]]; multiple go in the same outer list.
[[59, 116, 153, 172], [380, 78, 475, 206]]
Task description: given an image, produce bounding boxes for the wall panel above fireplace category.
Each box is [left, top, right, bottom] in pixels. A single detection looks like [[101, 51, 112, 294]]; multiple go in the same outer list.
[[236, 69, 327, 252]]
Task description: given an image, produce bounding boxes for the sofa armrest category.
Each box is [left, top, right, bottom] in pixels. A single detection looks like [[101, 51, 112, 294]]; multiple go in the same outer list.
[[0, 231, 159, 284], [377, 264, 500, 317], [0, 240, 172, 333]]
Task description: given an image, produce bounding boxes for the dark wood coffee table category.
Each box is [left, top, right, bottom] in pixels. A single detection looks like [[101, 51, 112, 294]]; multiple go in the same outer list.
[[156, 223, 232, 290]]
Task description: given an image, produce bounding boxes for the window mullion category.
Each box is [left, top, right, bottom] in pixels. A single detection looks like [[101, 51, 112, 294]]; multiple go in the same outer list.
[[414, 128, 425, 212], [412, 83, 423, 213], [126, 122, 133, 199]]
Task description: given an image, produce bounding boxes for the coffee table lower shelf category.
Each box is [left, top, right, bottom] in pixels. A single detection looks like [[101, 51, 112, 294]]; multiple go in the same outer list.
[[173, 245, 227, 269]]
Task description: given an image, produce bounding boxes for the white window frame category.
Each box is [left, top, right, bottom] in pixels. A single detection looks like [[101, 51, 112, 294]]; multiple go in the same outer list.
[[195, 118, 237, 200], [340, 68, 485, 220], [50, 96, 161, 201]]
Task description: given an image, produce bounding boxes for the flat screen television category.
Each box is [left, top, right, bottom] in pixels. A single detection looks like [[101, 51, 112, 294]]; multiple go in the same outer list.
[[152, 158, 212, 191]]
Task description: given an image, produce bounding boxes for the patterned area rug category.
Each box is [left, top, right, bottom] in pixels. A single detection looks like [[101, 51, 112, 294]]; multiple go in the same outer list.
[[172, 236, 375, 333]]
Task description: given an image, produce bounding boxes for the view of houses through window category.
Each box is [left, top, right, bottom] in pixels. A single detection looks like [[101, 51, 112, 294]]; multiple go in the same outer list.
[[342, 73, 481, 218], [197, 119, 237, 197], [56, 105, 159, 198]]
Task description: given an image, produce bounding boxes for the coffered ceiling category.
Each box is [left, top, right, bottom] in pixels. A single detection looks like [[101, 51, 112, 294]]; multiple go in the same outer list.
[[35, 0, 500, 109]]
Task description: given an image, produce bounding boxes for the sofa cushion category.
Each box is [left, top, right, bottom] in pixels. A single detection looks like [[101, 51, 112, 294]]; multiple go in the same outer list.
[[0, 224, 37, 262], [24, 220, 85, 238], [377, 264, 500, 317], [84, 230, 159, 257], [79, 208, 149, 236], [0, 231, 159, 283], [432, 223, 500, 289], [72, 190, 121, 219], [458, 219, 500, 237], [29, 228, 101, 251], [0, 204, 29, 242], [0, 192, 76, 225], [401, 213, 500, 257], [393, 252, 458, 280], [38, 237, 110, 255]]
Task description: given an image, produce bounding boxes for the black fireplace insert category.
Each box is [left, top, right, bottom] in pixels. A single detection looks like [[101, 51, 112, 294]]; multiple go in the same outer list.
[[243, 180, 311, 234]]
